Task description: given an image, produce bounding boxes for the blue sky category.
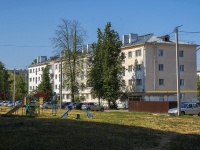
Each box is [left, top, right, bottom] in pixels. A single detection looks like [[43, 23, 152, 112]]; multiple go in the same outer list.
[[0, 0, 200, 70]]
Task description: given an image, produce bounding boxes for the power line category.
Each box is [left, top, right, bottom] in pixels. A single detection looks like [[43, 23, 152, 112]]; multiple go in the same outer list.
[[0, 44, 51, 48]]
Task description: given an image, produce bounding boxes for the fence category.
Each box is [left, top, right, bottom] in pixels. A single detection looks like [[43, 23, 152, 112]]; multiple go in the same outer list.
[[128, 101, 177, 113]]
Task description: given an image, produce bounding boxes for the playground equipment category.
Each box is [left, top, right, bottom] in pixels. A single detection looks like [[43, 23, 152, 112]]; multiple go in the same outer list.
[[84, 109, 94, 118], [61, 109, 71, 118], [2, 93, 46, 117]]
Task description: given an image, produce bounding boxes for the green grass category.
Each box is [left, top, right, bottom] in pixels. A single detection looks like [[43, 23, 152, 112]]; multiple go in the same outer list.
[[0, 107, 200, 150]]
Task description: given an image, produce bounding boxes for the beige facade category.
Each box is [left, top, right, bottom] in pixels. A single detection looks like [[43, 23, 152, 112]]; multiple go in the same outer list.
[[121, 33, 197, 102]]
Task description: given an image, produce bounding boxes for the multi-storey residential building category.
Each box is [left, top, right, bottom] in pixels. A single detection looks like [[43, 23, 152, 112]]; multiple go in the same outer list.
[[28, 48, 100, 103], [121, 33, 197, 102], [28, 33, 198, 104]]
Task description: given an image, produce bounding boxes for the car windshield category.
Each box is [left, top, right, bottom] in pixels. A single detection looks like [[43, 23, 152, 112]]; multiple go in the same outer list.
[[181, 103, 189, 108]]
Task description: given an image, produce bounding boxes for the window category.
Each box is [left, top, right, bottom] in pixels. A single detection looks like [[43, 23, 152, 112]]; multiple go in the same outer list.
[[180, 79, 184, 86], [36, 78, 37, 84], [55, 75, 57, 79], [180, 65, 184, 72], [33, 77, 34, 82], [36, 68, 37, 75], [122, 67, 125, 76], [179, 51, 184, 57], [180, 93, 185, 100], [55, 85, 57, 89], [30, 86, 32, 90], [38, 77, 40, 81], [55, 65, 57, 69], [122, 80, 125, 86], [159, 64, 164, 71], [29, 69, 32, 73], [122, 52, 125, 63], [158, 49, 164, 56], [136, 64, 142, 71], [159, 79, 164, 86], [67, 94, 70, 99], [33, 69, 34, 73], [59, 74, 61, 81], [136, 79, 142, 85], [92, 94, 95, 99], [128, 79, 132, 86], [136, 50, 141, 56], [128, 51, 132, 58], [29, 78, 32, 82], [128, 65, 132, 72]]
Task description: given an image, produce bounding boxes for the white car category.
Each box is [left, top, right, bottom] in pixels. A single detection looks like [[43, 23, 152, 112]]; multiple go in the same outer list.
[[168, 102, 200, 116]]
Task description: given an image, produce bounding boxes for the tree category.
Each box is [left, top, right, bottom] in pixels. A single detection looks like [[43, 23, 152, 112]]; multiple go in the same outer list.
[[52, 19, 87, 102], [37, 66, 53, 100], [0, 61, 10, 99], [87, 22, 123, 108], [9, 75, 27, 100], [87, 29, 104, 105]]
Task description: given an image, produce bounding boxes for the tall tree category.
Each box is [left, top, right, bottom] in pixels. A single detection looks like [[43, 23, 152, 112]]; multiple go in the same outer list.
[[87, 22, 123, 108], [37, 66, 53, 100], [0, 61, 10, 99], [9, 75, 27, 100], [52, 19, 87, 102], [87, 29, 104, 105]]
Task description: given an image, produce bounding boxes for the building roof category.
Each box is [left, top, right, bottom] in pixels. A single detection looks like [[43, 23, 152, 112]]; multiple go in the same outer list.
[[122, 33, 197, 47]]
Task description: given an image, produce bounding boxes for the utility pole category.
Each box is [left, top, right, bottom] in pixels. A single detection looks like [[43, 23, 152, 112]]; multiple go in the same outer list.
[[13, 68, 16, 107], [60, 51, 63, 109], [174, 26, 181, 116]]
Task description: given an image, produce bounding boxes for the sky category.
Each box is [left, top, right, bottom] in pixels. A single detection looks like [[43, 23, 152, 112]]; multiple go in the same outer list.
[[0, 0, 200, 70]]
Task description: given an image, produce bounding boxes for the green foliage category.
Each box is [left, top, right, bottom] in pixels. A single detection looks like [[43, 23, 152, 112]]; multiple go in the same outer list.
[[9, 74, 27, 100], [37, 66, 53, 99], [0, 62, 10, 99], [87, 22, 123, 108]]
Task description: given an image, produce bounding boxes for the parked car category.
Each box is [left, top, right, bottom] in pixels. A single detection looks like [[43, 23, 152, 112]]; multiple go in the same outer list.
[[42, 102, 60, 109], [81, 102, 104, 111], [1, 101, 9, 106], [7, 101, 14, 107], [168, 102, 200, 116], [62, 102, 71, 109], [15, 100, 23, 106], [74, 102, 84, 109]]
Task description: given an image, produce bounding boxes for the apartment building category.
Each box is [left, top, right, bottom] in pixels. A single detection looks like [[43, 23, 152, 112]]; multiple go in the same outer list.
[[28, 48, 99, 103], [121, 33, 197, 102], [28, 33, 198, 103]]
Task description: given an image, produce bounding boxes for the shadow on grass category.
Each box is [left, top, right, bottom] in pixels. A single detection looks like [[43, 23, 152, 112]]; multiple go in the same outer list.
[[0, 115, 200, 150]]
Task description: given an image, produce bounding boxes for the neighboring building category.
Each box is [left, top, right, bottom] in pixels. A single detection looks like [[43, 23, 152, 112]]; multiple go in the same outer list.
[[121, 33, 197, 102], [28, 33, 198, 103], [8, 69, 28, 83], [28, 45, 100, 103]]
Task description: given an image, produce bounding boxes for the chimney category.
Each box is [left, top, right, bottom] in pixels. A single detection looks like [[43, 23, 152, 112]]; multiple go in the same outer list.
[[129, 33, 138, 43], [122, 35, 129, 45]]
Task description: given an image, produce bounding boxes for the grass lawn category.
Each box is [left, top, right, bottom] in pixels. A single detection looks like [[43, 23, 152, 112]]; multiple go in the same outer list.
[[0, 106, 200, 150]]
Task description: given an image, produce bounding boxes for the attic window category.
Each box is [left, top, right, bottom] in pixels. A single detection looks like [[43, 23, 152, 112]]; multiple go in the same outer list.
[[162, 35, 170, 42]]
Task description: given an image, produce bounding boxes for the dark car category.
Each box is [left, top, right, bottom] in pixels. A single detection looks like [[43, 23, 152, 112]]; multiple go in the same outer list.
[[62, 102, 77, 110], [74, 102, 84, 109], [62, 102, 71, 109]]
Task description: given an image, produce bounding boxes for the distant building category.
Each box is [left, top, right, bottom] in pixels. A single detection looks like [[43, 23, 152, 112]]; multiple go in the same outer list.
[[7, 69, 28, 83]]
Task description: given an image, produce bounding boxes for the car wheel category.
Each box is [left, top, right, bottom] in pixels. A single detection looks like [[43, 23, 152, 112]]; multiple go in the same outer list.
[[181, 111, 185, 115], [100, 108, 104, 112], [198, 112, 200, 116]]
